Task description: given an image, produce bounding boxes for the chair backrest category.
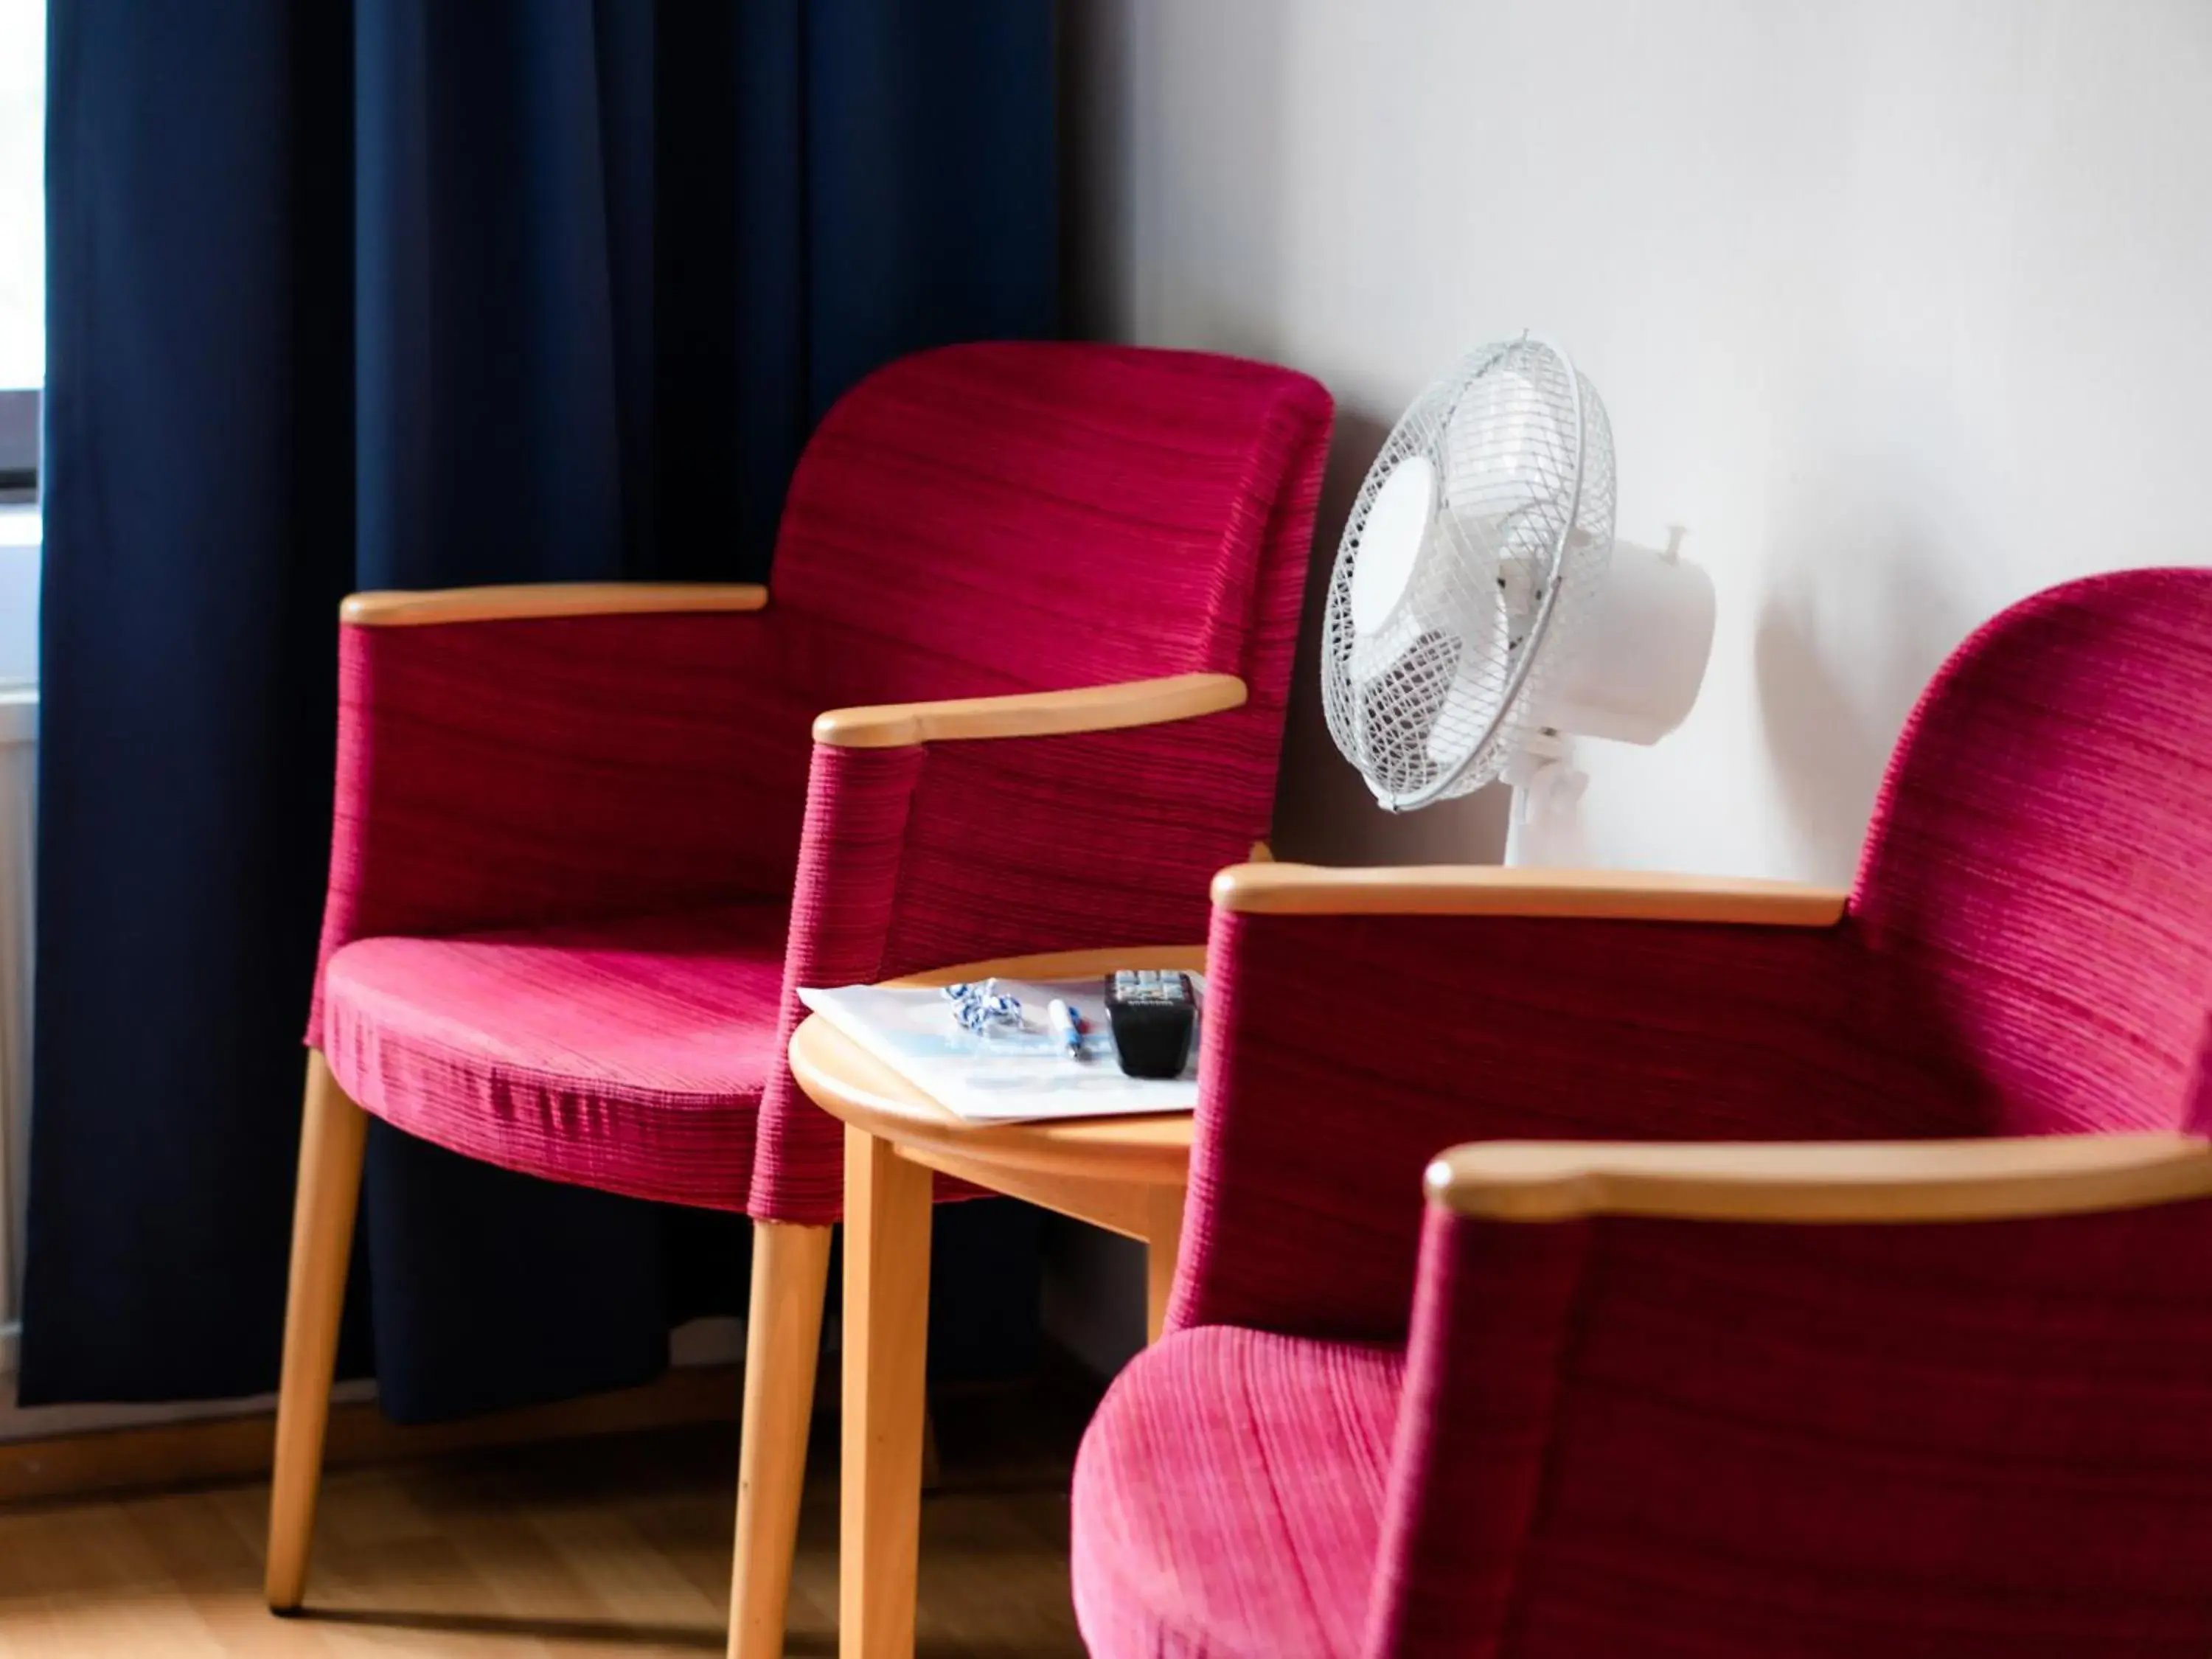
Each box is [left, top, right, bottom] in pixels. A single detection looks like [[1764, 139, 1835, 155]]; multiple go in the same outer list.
[[1173, 568, 2212, 1344], [1371, 1192, 2212, 1657], [1175, 904, 1938, 1342], [767, 341, 1328, 723], [1851, 568, 2212, 1137], [746, 344, 1332, 1226]]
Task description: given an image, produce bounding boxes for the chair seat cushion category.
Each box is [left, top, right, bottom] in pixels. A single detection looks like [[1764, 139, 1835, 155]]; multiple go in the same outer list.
[[1073, 1325, 1405, 1659], [320, 902, 792, 1210]]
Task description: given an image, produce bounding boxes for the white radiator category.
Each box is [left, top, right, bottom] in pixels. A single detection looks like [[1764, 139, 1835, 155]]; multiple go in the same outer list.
[[0, 686, 33, 1378]]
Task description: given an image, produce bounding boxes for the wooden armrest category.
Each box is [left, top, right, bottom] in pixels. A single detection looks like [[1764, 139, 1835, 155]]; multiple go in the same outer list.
[[1425, 1133, 2212, 1224], [340, 582, 771, 627], [811, 672, 1246, 749], [1210, 863, 1848, 927]]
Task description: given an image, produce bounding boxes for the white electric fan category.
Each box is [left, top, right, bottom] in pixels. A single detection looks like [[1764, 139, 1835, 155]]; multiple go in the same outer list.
[[1321, 335, 1714, 861]]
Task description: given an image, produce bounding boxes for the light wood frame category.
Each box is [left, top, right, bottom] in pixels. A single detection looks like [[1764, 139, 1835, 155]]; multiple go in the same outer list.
[[340, 582, 771, 627], [1210, 861, 1850, 926], [264, 1059, 832, 1659], [265, 1054, 367, 1612], [341, 586, 1248, 761], [811, 670, 1247, 750], [1425, 1133, 2212, 1224], [728, 1222, 832, 1659]]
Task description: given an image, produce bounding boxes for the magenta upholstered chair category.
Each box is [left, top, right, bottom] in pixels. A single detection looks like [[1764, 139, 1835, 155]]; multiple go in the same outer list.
[[1071, 567, 2212, 1658], [264, 342, 1332, 1655]]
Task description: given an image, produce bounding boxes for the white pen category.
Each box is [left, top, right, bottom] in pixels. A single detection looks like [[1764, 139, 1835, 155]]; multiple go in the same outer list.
[[1048, 998, 1086, 1060]]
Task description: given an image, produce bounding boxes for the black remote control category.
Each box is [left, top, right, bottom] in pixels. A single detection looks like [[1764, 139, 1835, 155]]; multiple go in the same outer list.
[[1103, 970, 1198, 1079]]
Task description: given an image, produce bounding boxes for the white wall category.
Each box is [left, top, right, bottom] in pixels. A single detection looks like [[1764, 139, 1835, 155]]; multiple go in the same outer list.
[[0, 0, 44, 390], [1065, 0, 2212, 882]]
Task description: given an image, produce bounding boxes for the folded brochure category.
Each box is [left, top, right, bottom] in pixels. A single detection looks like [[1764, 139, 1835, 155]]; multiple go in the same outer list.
[[796, 975, 1203, 1124]]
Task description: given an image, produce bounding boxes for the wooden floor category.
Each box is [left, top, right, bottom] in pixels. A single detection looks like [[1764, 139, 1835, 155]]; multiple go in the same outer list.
[[0, 1371, 1101, 1657]]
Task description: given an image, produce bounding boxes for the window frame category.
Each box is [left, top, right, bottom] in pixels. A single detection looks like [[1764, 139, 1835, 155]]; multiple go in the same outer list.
[[0, 388, 31, 498]]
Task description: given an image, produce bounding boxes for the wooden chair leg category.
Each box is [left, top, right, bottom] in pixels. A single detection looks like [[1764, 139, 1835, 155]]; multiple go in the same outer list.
[[265, 1051, 369, 1613], [728, 1220, 833, 1659]]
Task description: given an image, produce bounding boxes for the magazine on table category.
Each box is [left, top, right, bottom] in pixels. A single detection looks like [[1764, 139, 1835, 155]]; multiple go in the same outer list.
[[796, 975, 1203, 1124]]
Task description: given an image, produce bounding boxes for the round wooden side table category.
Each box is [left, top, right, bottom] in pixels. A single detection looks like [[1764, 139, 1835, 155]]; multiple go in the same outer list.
[[787, 943, 1202, 1659]]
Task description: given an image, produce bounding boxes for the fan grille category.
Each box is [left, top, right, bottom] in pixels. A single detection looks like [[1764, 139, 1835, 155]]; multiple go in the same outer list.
[[1321, 338, 1616, 810]]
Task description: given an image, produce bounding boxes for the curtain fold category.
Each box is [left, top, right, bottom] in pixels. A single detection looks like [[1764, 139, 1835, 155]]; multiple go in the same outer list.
[[23, 0, 1055, 1418]]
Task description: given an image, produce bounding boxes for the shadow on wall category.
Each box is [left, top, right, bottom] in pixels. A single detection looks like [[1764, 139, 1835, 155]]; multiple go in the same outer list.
[[1056, 0, 1131, 342], [1753, 521, 1973, 884], [1271, 406, 1512, 867], [1281, 401, 1965, 880], [1058, 4, 1499, 870], [1058, 0, 1291, 358]]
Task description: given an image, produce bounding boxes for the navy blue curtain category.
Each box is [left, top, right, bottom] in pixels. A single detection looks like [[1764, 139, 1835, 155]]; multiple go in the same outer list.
[[23, 1, 1055, 1418]]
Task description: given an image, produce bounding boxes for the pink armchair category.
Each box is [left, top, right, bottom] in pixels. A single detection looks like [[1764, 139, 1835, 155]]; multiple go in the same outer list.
[[265, 342, 1332, 1657], [1072, 567, 2212, 1658]]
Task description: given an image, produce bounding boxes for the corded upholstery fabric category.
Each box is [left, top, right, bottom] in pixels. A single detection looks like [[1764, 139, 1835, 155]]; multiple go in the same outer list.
[[309, 342, 1334, 1218], [752, 714, 1316, 1219], [768, 344, 1316, 720], [1169, 907, 1976, 1343], [1358, 1200, 2212, 1659], [307, 608, 815, 1043], [1073, 568, 2212, 1658], [1072, 1328, 1402, 1659], [321, 904, 790, 1211], [1174, 566, 2212, 1343], [1849, 568, 2212, 1138]]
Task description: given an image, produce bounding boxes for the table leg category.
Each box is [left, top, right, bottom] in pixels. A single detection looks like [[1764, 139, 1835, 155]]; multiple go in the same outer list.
[[841, 1126, 933, 1659], [1143, 1184, 1187, 1345]]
